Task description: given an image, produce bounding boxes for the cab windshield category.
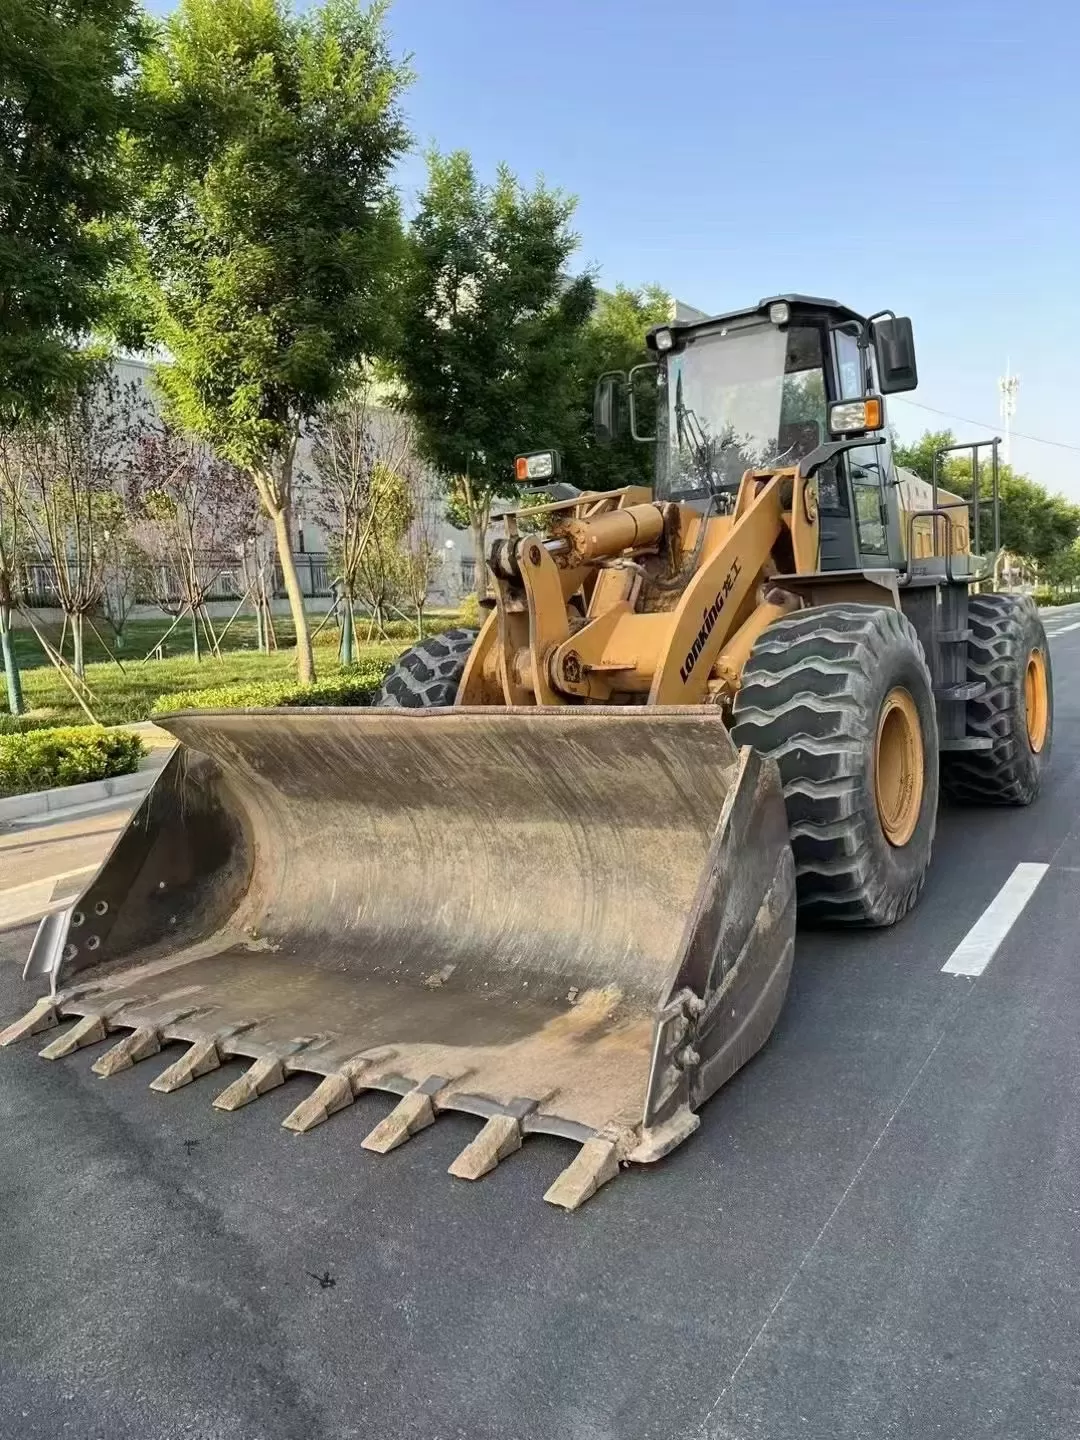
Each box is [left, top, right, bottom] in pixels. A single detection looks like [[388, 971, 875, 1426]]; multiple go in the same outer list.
[[655, 320, 827, 503]]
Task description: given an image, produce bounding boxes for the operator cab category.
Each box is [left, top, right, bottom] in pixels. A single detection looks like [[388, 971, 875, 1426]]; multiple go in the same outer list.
[[595, 294, 920, 573]]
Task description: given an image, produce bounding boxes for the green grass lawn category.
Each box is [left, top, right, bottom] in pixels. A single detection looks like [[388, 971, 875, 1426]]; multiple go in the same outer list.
[[4, 608, 467, 728], [9, 608, 462, 668]]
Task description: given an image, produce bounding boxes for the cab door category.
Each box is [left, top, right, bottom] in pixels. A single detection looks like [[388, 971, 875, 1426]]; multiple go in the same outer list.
[[833, 327, 904, 568]]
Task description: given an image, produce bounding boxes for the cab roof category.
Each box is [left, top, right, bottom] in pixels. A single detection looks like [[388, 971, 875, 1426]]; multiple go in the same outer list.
[[647, 294, 867, 350]]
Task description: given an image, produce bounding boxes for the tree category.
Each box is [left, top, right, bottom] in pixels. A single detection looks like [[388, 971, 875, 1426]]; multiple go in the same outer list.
[[0, 0, 149, 708], [99, 528, 148, 651], [353, 462, 411, 639], [893, 428, 1080, 569], [0, 450, 28, 713], [12, 368, 149, 675], [396, 150, 594, 599], [564, 283, 671, 492], [892, 429, 955, 485], [1042, 541, 1080, 592], [128, 0, 411, 681], [401, 466, 441, 639], [130, 428, 256, 659], [0, 0, 149, 423], [307, 373, 419, 660]]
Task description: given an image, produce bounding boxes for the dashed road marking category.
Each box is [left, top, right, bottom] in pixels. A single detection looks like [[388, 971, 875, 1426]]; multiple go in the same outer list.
[[1046, 621, 1080, 636], [942, 862, 1049, 977]]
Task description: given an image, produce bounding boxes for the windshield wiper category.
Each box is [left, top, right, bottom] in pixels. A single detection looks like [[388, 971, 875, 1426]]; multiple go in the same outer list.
[[674, 373, 715, 488]]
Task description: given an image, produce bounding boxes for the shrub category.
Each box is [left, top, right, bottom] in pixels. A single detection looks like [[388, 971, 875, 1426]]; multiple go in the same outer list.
[[151, 662, 392, 715], [0, 726, 145, 798], [1033, 589, 1080, 608], [0, 712, 64, 736], [458, 592, 482, 627]]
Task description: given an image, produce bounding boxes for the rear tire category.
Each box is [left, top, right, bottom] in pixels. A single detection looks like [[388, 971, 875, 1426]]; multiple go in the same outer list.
[[730, 603, 939, 927], [376, 628, 480, 708], [940, 594, 1052, 805]]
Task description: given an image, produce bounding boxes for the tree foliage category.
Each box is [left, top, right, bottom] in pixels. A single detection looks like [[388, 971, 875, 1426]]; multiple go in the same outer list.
[[130, 427, 256, 657], [0, 441, 28, 711], [564, 283, 671, 492], [0, 0, 149, 424], [396, 149, 594, 595], [894, 428, 1080, 566], [306, 373, 426, 651], [8, 367, 150, 674], [127, 0, 411, 678]]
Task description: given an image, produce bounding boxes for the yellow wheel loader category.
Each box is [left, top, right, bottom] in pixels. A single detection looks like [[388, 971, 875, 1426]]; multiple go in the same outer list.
[[2, 295, 1053, 1210]]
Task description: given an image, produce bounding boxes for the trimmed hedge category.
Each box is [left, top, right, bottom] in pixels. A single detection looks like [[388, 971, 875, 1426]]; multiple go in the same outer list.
[[1033, 589, 1080, 608], [0, 712, 66, 736], [0, 726, 146, 798], [151, 665, 390, 716]]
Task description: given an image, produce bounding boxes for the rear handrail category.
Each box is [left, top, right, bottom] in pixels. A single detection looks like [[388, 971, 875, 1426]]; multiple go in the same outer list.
[[931, 437, 1001, 584]]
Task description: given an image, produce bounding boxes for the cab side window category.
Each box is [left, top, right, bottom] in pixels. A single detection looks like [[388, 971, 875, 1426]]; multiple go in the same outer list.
[[834, 328, 889, 556]]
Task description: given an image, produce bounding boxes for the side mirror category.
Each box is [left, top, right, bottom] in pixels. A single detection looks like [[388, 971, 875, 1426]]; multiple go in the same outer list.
[[873, 315, 918, 393], [593, 371, 624, 443]]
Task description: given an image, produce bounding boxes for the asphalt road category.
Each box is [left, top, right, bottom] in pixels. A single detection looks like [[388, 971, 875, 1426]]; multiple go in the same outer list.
[[2, 609, 1080, 1440]]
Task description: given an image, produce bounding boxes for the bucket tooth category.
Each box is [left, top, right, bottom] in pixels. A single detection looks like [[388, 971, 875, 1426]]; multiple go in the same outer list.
[[282, 1065, 365, 1134], [150, 1037, 222, 1094], [92, 1026, 162, 1077], [212, 1055, 285, 1112], [39, 1013, 108, 1060], [544, 1137, 620, 1212], [448, 1114, 522, 1181], [361, 1089, 436, 1154], [0, 997, 60, 1047]]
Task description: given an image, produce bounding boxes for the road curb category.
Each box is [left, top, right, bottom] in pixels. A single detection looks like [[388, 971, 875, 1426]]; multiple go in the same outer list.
[[0, 747, 173, 828]]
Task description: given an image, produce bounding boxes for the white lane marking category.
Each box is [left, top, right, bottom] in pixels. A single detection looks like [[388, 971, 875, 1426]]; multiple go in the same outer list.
[[941, 862, 1049, 977], [1047, 620, 1080, 636]]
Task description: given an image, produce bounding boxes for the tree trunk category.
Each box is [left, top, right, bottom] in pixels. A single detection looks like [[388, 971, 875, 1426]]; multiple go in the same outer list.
[[191, 608, 201, 662], [0, 605, 23, 715], [255, 588, 266, 652], [72, 612, 85, 678], [271, 504, 314, 683], [339, 595, 354, 665], [415, 599, 425, 639], [470, 516, 488, 603]]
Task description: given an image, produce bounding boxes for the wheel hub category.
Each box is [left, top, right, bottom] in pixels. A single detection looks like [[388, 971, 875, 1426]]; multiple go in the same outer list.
[[1024, 648, 1049, 752], [875, 687, 924, 847]]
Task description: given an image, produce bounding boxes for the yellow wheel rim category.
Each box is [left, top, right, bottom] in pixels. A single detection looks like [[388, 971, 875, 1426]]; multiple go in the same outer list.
[[1024, 648, 1049, 753], [875, 687, 924, 847]]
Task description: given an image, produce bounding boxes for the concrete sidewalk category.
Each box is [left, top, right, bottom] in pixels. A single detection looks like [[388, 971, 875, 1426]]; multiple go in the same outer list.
[[0, 724, 174, 933], [0, 801, 136, 932], [0, 721, 174, 829]]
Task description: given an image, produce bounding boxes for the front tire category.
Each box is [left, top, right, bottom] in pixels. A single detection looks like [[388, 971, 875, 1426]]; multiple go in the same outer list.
[[376, 628, 480, 708], [730, 604, 939, 927], [940, 594, 1052, 805]]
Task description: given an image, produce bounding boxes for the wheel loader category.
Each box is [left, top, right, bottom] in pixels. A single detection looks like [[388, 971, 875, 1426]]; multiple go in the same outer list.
[[2, 295, 1053, 1210]]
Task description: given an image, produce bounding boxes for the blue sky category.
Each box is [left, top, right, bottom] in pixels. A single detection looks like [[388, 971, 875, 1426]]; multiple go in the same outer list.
[[149, 0, 1080, 496]]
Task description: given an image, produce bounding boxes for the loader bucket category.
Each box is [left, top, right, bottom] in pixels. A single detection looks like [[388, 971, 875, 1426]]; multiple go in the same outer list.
[[4, 706, 795, 1209]]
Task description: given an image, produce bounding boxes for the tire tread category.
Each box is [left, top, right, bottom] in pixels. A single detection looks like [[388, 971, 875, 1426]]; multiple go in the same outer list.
[[731, 603, 937, 927], [376, 628, 480, 708]]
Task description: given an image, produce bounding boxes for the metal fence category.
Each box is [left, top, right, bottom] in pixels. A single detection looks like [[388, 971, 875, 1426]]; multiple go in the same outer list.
[[273, 553, 331, 599], [19, 551, 335, 607]]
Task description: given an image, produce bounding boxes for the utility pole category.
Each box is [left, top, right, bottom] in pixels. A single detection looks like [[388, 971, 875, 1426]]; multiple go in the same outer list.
[[998, 363, 1019, 467]]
